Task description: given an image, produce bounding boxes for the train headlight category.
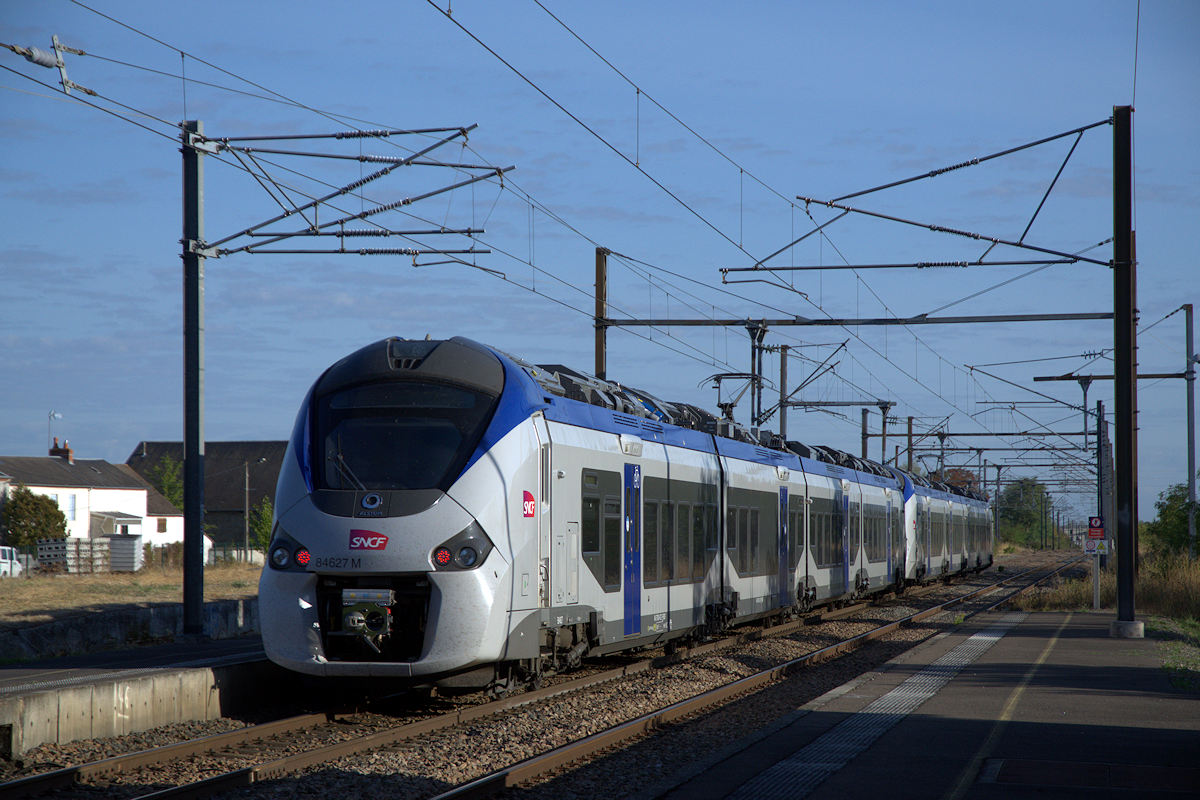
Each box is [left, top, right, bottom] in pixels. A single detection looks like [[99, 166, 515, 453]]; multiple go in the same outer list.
[[456, 547, 478, 568], [431, 520, 493, 571], [270, 546, 291, 569], [267, 524, 312, 571]]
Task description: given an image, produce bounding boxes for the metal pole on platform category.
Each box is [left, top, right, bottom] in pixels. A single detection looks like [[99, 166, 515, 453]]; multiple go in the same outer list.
[[182, 120, 206, 636], [1112, 105, 1141, 637], [1186, 303, 1196, 560]]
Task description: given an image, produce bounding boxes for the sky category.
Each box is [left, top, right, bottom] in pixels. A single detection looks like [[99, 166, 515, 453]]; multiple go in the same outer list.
[[1, 1, 1196, 522]]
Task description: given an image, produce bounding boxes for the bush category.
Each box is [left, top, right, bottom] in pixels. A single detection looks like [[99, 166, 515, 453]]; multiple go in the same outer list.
[[1, 484, 68, 547], [1016, 552, 1200, 620]]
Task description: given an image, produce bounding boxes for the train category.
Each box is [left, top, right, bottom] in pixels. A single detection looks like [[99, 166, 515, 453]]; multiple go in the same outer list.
[[259, 336, 993, 692]]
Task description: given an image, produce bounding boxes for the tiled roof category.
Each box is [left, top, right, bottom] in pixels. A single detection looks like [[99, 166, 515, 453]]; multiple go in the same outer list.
[[126, 441, 286, 512], [115, 464, 181, 516], [0, 456, 149, 490]]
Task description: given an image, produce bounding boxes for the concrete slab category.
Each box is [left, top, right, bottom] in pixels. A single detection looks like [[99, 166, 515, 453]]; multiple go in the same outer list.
[[0, 635, 309, 757]]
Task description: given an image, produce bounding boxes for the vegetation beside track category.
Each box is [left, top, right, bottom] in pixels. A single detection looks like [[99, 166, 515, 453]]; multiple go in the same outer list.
[[0, 561, 261, 627]]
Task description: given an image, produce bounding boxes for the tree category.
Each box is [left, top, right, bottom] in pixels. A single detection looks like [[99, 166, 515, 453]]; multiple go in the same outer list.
[[146, 455, 184, 509], [1142, 472, 1199, 555], [996, 477, 1050, 547], [942, 467, 981, 493], [1, 484, 68, 547], [249, 496, 274, 553]]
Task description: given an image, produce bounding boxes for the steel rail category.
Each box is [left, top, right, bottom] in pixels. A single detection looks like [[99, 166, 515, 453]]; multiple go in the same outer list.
[[430, 556, 1082, 800], [0, 711, 335, 799]]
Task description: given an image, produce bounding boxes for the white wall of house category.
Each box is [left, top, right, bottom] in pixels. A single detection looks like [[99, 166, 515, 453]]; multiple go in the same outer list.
[[28, 486, 148, 539], [143, 514, 184, 547], [11, 483, 213, 565], [27, 486, 89, 538]]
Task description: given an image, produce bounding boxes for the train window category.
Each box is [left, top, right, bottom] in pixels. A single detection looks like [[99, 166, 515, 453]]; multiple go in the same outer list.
[[603, 498, 621, 591], [582, 496, 600, 554], [865, 503, 886, 563], [692, 505, 705, 579], [675, 502, 691, 583], [705, 504, 718, 573], [749, 508, 761, 576], [814, 496, 843, 568], [738, 508, 750, 574], [662, 503, 675, 582], [581, 469, 621, 592], [644, 500, 659, 587], [315, 380, 498, 491], [625, 489, 634, 553], [725, 507, 738, 567]]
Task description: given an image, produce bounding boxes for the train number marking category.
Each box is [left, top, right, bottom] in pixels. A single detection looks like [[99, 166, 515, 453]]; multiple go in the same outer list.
[[523, 490, 536, 518], [313, 557, 361, 569], [349, 530, 389, 550]]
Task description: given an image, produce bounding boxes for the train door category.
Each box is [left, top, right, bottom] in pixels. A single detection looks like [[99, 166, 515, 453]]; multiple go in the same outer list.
[[840, 482, 851, 592], [885, 495, 894, 582], [623, 463, 642, 636], [921, 499, 931, 577], [532, 416, 552, 607], [777, 486, 789, 608]]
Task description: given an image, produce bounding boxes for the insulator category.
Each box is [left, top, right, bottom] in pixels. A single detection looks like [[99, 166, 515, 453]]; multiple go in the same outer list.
[[24, 46, 59, 68]]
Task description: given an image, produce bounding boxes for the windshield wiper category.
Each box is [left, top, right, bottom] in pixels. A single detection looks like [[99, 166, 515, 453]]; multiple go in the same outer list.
[[329, 451, 366, 490]]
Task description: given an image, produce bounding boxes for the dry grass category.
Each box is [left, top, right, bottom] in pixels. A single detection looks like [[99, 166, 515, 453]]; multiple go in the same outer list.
[[1014, 554, 1200, 620], [0, 562, 262, 628]]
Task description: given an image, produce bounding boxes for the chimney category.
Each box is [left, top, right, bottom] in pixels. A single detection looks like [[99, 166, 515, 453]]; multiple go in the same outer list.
[[49, 437, 75, 465]]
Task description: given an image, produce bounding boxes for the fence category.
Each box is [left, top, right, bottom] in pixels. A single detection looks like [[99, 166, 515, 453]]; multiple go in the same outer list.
[[210, 546, 265, 566]]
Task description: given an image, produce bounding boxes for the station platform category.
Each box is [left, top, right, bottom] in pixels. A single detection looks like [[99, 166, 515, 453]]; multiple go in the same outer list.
[[0, 635, 291, 758], [659, 611, 1200, 800]]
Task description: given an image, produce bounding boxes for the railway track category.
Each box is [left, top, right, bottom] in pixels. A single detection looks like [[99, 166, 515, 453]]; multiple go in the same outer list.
[[1, 553, 1079, 800]]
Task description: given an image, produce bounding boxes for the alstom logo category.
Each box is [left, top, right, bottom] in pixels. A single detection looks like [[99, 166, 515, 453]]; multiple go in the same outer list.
[[349, 530, 389, 550]]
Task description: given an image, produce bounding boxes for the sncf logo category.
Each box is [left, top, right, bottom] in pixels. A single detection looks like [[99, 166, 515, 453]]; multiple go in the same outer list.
[[349, 530, 389, 550], [522, 490, 536, 518]]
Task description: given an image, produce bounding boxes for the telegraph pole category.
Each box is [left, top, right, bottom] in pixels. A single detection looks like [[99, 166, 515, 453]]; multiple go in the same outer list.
[[1186, 303, 1196, 559], [181, 121, 206, 636], [1112, 105, 1141, 637]]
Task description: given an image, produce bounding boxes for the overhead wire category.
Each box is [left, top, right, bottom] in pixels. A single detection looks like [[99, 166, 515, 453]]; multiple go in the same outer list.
[[40, 3, 955, 432], [521, 0, 1105, 446], [26, 3, 1090, 483]]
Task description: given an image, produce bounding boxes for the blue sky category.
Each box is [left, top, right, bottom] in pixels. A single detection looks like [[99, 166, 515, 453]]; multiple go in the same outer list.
[[2, 1, 1196, 521]]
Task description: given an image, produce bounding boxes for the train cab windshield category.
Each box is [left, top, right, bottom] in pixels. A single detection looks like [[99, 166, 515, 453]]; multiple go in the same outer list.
[[315, 380, 499, 491]]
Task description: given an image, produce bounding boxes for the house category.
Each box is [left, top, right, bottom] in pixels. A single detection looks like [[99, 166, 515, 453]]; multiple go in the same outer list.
[[0, 441, 202, 562], [125, 441, 286, 548]]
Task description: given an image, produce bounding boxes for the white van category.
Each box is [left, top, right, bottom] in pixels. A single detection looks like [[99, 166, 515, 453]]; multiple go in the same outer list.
[[0, 545, 23, 577]]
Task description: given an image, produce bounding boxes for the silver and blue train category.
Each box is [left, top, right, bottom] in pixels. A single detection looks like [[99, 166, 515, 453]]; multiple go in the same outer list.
[[260, 336, 993, 690]]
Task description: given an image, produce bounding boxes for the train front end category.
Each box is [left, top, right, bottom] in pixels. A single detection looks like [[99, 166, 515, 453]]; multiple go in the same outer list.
[[259, 337, 533, 681]]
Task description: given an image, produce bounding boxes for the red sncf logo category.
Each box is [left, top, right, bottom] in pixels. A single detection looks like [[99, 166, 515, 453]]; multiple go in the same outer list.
[[523, 490, 536, 518], [349, 530, 389, 550]]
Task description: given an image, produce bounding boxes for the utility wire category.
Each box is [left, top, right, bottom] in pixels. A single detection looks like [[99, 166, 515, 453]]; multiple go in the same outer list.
[[26, 5, 1078, 467]]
